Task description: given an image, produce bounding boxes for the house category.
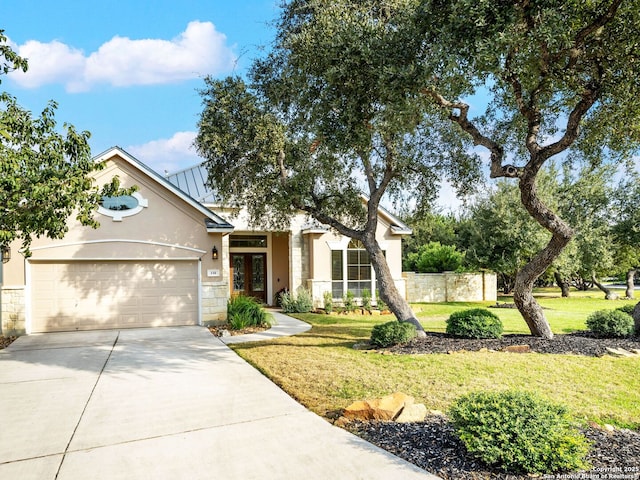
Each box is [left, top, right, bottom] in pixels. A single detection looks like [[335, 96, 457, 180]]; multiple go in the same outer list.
[[0, 147, 411, 335]]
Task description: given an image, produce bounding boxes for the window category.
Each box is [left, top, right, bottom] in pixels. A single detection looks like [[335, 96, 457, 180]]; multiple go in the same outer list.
[[331, 250, 343, 298], [97, 191, 148, 221], [230, 235, 267, 248], [346, 240, 372, 297], [331, 239, 377, 299], [101, 195, 139, 211]]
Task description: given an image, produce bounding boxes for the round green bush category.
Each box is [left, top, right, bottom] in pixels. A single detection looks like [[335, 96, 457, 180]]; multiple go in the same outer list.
[[586, 309, 634, 338], [449, 390, 591, 474], [446, 308, 503, 339], [616, 304, 635, 316], [370, 321, 417, 348]]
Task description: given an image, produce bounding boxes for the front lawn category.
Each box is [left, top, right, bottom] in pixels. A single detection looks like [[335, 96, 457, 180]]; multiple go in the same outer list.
[[231, 292, 640, 429]]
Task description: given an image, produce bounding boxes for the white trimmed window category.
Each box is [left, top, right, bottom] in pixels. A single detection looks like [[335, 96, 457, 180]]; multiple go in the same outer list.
[[331, 239, 378, 299]]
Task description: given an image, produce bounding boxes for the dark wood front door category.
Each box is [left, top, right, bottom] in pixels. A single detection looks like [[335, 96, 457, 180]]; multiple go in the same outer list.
[[230, 253, 267, 303]]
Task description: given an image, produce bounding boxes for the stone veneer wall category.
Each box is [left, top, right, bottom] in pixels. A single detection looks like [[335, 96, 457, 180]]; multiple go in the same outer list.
[[403, 271, 497, 303], [201, 282, 229, 326], [1, 286, 26, 335]]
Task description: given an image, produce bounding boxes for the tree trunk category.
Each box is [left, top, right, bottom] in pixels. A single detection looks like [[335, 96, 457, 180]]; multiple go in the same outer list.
[[514, 169, 574, 339], [362, 235, 426, 337], [592, 274, 618, 300], [633, 302, 640, 336], [625, 269, 636, 299], [554, 271, 570, 297]]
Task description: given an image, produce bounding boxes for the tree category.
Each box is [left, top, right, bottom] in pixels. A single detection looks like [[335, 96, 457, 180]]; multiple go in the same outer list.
[[402, 210, 459, 261], [458, 181, 549, 294], [195, 0, 481, 334], [612, 170, 640, 299], [0, 32, 126, 257], [404, 241, 464, 273], [417, 0, 640, 338]]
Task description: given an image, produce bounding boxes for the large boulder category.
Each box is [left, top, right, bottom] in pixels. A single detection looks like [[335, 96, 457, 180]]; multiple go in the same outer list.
[[343, 392, 414, 421]]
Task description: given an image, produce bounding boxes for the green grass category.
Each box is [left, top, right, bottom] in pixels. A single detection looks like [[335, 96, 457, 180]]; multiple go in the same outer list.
[[230, 290, 640, 430]]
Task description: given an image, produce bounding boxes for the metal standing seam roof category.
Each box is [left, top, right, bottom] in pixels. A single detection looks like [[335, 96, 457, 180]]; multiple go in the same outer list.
[[165, 163, 219, 204], [165, 162, 412, 234]]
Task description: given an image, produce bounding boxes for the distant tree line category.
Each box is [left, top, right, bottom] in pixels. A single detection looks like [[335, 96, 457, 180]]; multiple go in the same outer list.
[[403, 162, 640, 299]]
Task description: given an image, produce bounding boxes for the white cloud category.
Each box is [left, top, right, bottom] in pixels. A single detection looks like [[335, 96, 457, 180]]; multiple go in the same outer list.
[[8, 21, 236, 92], [126, 131, 202, 174]]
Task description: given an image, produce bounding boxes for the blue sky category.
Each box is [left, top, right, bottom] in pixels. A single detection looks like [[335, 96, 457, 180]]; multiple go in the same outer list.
[[3, 0, 280, 175]]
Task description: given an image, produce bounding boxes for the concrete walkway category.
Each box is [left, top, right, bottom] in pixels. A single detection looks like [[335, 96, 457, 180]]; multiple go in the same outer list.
[[0, 319, 439, 479], [220, 310, 312, 344]]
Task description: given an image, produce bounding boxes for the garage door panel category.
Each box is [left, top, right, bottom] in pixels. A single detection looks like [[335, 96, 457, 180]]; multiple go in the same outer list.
[[30, 261, 199, 333]]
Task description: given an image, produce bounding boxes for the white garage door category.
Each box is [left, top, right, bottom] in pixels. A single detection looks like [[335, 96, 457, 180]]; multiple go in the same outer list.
[[30, 260, 199, 332]]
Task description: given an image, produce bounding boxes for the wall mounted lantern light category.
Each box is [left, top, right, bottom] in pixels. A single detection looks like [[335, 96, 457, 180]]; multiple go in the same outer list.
[[1, 246, 10, 264], [211, 245, 219, 260]]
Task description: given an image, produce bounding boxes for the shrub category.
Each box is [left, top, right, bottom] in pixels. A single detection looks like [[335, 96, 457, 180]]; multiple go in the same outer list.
[[280, 288, 314, 313], [370, 321, 417, 347], [449, 390, 591, 474], [375, 290, 387, 311], [586, 309, 634, 338], [227, 295, 272, 330], [446, 308, 503, 339], [361, 288, 372, 312], [616, 304, 635, 316], [323, 291, 333, 314], [343, 290, 356, 312], [404, 241, 465, 273]]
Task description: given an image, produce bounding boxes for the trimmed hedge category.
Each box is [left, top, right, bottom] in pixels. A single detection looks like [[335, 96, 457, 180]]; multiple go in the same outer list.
[[370, 321, 417, 347], [446, 308, 503, 339], [449, 390, 591, 474]]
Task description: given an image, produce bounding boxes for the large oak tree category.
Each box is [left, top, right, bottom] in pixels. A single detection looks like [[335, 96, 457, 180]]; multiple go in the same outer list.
[[195, 1, 480, 334], [416, 0, 640, 337]]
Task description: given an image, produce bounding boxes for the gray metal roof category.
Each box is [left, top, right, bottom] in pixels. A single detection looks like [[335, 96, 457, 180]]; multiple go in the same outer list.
[[165, 162, 412, 235], [165, 163, 219, 204]]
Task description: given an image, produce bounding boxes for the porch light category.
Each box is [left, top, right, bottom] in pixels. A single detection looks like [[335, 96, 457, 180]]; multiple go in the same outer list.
[[212, 245, 219, 260], [1, 246, 10, 263]]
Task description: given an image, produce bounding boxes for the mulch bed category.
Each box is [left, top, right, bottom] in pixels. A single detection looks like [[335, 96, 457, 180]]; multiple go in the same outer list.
[[208, 324, 269, 337], [352, 333, 640, 478], [0, 336, 17, 349], [350, 416, 640, 480], [387, 331, 640, 357]]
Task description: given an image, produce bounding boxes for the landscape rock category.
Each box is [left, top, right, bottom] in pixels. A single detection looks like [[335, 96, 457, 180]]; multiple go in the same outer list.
[[396, 402, 428, 423], [343, 392, 414, 421], [502, 345, 531, 353], [605, 347, 636, 357]]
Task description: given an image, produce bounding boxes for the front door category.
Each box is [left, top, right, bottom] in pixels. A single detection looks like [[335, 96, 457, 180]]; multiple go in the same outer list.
[[230, 253, 267, 303]]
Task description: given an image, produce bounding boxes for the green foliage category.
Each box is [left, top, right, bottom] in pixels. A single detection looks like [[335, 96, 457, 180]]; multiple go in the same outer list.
[[446, 308, 503, 339], [375, 290, 387, 311], [0, 35, 131, 255], [280, 288, 314, 314], [361, 288, 372, 311], [0, 30, 28, 80], [227, 295, 272, 330], [405, 241, 464, 273], [402, 211, 459, 260], [323, 291, 333, 314], [586, 309, 635, 338], [616, 304, 636, 316], [343, 291, 356, 313], [370, 321, 417, 348], [449, 390, 591, 474], [458, 181, 549, 293]]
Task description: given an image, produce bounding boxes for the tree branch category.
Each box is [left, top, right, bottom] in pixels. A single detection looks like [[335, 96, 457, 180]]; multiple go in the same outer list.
[[422, 88, 519, 178]]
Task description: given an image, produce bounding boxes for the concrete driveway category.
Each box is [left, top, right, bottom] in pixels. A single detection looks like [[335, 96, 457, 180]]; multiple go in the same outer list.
[[0, 326, 438, 480]]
